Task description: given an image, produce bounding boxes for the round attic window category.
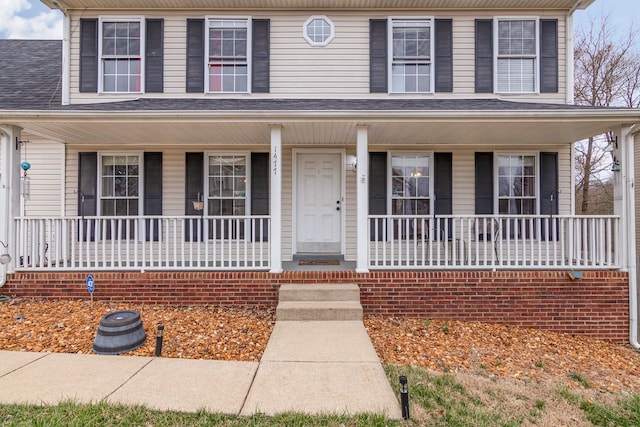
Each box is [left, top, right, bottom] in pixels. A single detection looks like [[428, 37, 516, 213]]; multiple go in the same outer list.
[[303, 16, 335, 46]]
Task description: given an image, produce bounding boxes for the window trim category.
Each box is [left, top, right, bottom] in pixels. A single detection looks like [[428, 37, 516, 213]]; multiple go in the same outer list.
[[387, 151, 434, 216], [494, 152, 540, 215], [387, 16, 435, 94], [97, 151, 144, 217], [204, 16, 252, 94], [493, 16, 540, 94], [204, 151, 252, 217], [303, 15, 335, 47], [98, 16, 145, 94]]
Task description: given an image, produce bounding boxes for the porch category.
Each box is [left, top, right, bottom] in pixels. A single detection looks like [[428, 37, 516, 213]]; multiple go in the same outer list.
[[10, 214, 618, 271]]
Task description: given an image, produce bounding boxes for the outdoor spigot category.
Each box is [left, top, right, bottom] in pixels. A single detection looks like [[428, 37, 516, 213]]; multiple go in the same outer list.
[[155, 324, 164, 357], [399, 375, 409, 419]]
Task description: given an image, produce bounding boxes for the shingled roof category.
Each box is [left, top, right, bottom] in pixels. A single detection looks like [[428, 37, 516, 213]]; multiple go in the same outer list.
[[0, 39, 62, 109]]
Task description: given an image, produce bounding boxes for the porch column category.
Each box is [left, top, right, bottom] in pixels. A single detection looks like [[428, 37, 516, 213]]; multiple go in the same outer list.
[[270, 125, 283, 273], [613, 126, 635, 271], [0, 126, 22, 275], [356, 125, 369, 273]]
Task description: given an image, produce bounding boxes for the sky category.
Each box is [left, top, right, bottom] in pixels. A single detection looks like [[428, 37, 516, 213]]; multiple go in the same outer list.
[[0, 0, 638, 39]]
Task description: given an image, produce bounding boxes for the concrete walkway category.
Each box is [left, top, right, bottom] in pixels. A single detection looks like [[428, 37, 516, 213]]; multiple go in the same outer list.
[[0, 321, 402, 419]]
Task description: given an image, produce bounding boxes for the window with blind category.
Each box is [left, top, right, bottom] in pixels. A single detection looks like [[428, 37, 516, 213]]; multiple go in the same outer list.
[[496, 19, 537, 93], [100, 18, 143, 93], [497, 154, 536, 215], [206, 18, 249, 93], [390, 19, 433, 93]]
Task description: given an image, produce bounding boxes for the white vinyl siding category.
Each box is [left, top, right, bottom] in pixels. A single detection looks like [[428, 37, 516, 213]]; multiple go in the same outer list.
[[68, 10, 567, 103], [20, 139, 64, 217]]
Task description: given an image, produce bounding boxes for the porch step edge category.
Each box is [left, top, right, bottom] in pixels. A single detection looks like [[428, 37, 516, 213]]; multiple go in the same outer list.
[[276, 301, 363, 321], [278, 283, 360, 302]]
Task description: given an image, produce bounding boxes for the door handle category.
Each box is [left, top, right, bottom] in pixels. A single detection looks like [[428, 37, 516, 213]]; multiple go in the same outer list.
[[336, 200, 340, 211]]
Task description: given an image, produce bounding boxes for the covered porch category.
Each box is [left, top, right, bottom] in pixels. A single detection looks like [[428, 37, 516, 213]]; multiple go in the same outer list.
[[0, 99, 638, 277]]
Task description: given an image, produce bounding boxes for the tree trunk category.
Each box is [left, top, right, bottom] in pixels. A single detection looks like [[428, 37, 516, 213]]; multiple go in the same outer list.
[[580, 137, 594, 214]]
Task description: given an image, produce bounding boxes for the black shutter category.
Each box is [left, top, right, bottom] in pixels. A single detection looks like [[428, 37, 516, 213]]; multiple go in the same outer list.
[[434, 153, 453, 237], [252, 19, 270, 93], [144, 152, 163, 241], [435, 19, 453, 93], [369, 152, 387, 241], [79, 19, 98, 93], [186, 19, 205, 93], [540, 19, 559, 93], [475, 152, 494, 214], [475, 19, 493, 93], [185, 152, 204, 241], [370, 19, 388, 93], [251, 153, 270, 241], [78, 152, 97, 241], [540, 152, 559, 240], [145, 19, 164, 93]]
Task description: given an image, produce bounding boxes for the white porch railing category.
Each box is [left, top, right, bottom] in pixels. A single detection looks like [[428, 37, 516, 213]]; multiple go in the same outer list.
[[368, 215, 620, 270], [13, 216, 270, 271]]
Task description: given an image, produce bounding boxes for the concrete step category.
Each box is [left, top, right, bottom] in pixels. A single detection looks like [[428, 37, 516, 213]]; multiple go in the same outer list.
[[278, 283, 360, 302], [276, 301, 363, 321]]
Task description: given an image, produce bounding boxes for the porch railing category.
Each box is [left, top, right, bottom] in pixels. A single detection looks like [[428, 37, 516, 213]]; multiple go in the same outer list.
[[368, 215, 619, 270], [13, 215, 271, 271]]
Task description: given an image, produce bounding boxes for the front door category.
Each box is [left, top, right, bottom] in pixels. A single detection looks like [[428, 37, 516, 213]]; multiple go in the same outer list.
[[296, 153, 342, 253]]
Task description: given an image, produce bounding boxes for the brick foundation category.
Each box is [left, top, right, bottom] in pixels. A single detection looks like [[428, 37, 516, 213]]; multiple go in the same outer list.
[[2, 270, 629, 342]]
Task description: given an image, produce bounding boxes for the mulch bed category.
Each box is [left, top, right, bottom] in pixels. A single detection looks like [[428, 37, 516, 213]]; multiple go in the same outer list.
[[1, 298, 639, 393]]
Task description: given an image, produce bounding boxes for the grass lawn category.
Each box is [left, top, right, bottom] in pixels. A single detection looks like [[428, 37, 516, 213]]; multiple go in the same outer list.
[[1, 366, 639, 427]]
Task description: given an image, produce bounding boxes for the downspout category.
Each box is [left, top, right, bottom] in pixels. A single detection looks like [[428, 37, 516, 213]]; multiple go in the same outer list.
[[565, 8, 576, 104], [52, 0, 70, 105], [629, 124, 640, 351]]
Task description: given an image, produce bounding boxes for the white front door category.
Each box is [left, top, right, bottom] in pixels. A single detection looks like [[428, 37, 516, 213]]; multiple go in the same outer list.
[[296, 153, 342, 253]]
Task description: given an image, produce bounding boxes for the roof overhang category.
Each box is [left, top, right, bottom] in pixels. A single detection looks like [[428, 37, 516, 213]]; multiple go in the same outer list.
[[4, 106, 638, 147], [42, 0, 596, 12]]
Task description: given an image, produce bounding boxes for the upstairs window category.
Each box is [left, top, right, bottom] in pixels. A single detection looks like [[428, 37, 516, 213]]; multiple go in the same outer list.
[[100, 19, 143, 93], [496, 19, 538, 93], [390, 19, 433, 93], [207, 18, 249, 93], [304, 16, 335, 46]]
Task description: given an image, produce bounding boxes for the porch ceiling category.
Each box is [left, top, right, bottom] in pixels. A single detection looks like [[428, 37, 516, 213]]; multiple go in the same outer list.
[[10, 108, 640, 147], [42, 0, 594, 12]]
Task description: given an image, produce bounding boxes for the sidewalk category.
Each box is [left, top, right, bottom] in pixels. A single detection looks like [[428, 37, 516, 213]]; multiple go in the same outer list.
[[0, 321, 402, 419]]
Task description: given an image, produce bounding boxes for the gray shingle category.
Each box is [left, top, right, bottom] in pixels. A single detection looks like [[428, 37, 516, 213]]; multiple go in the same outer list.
[[0, 40, 62, 109]]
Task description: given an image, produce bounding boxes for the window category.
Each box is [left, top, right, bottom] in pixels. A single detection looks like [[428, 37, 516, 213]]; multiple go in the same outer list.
[[100, 154, 140, 216], [391, 154, 431, 215], [100, 19, 143, 93], [303, 16, 335, 46], [497, 154, 536, 215], [390, 19, 432, 93], [207, 155, 247, 216], [207, 18, 249, 93], [496, 18, 537, 93]]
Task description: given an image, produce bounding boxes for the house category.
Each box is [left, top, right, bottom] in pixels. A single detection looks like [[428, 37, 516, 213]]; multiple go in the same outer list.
[[1, 0, 639, 343]]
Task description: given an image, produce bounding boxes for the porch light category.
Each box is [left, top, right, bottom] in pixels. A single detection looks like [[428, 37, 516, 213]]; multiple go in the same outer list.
[[399, 375, 410, 419], [346, 155, 357, 172], [155, 324, 164, 356], [0, 241, 10, 265]]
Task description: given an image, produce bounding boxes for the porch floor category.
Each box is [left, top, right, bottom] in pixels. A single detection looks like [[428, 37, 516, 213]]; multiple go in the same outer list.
[[282, 260, 356, 272]]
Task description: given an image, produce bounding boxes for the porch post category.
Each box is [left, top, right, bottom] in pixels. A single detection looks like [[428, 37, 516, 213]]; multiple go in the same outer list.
[[356, 125, 369, 273], [0, 126, 21, 275], [270, 125, 283, 273], [613, 126, 635, 271]]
